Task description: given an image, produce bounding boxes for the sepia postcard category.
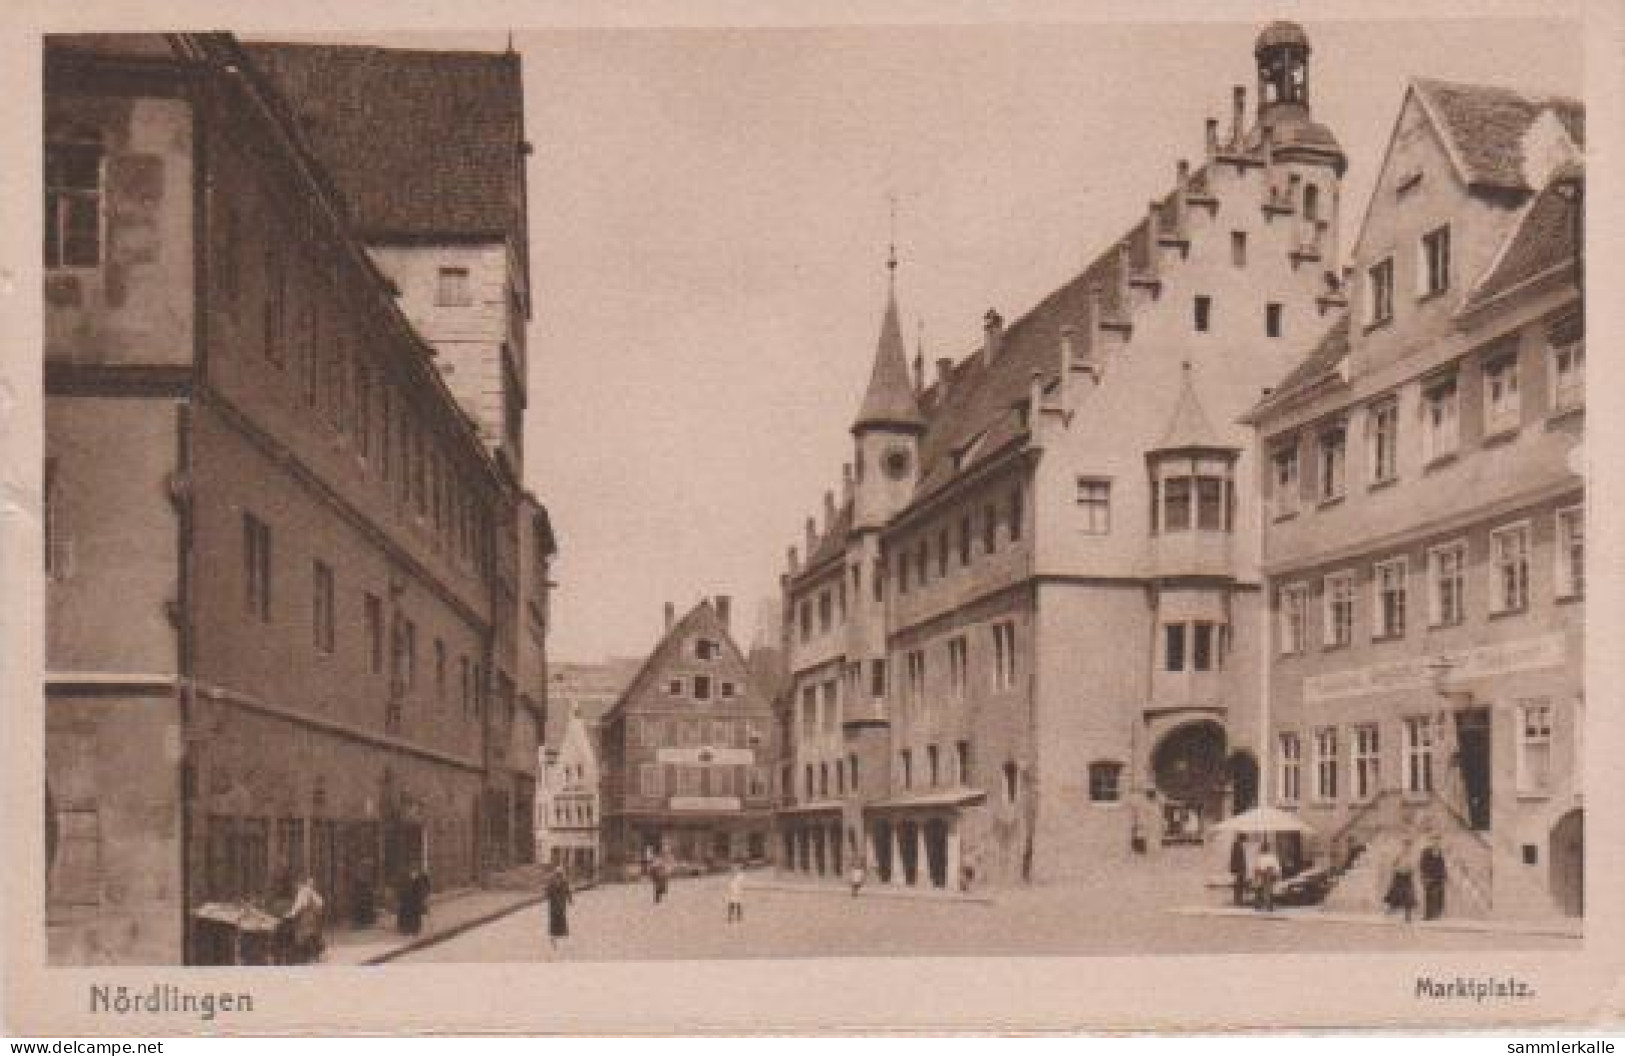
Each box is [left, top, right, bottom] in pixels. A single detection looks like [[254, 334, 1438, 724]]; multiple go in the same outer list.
[[2, 0, 1623, 1037]]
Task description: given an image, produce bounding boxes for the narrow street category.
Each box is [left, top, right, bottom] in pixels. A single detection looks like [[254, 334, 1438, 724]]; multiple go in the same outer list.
[[396, 871, 1579, 963]]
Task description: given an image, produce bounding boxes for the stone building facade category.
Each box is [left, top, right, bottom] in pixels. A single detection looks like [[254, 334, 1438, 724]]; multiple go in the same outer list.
[[42, 33, 542, 965], [1249, 79, 1584, 919], [777, 22, 1354, 889], [599, 600, 777, 871]]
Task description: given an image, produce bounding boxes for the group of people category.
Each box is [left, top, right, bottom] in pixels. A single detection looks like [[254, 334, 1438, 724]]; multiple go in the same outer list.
[[1229, 835, 1283, 911], [1228, 832, 1450, 921], [1384, 836, 1450, 922]]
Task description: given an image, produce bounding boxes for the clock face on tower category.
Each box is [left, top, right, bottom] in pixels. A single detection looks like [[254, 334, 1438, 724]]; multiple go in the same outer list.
[[882, 445, 912, 481]]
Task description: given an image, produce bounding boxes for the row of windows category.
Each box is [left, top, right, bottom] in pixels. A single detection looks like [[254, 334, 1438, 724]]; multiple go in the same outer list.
[[663, 675, 737, 701], [1161, 621, 1232, 672], [1278, 702, 1560, 805], [639, 764, 772, 799], [633, 716, 765, 749], [549, 798, 595, 827], [893, 740, 975, 794], [796, 486, 1026, 643], [1191, 294, 1286, 338], [1365, 224, 1451, 329], [1277, 506, 1583, 654], [891, 621, 1021, 713], [241, 511, 488, 731], [1270, 328, 1583, 517]]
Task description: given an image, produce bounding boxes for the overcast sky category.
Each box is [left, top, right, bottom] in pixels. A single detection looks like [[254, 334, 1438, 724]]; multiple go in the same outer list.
[[300, 17, 1582, 663]]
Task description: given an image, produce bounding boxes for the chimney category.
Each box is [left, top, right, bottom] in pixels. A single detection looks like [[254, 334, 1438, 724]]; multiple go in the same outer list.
[[1116, 241, 1133, 307], [1027, 370, 1045, 426], [787, 545, 800, 574], [841, 463, 854, 504], [1261, 125, 1277, 202], [1205, 117, 1220, 157], [823, 490, 836, 530], [804, 516, 817, 554], [1172, 160, 1189, 233], [1287, 172, 1302, 213], [935, 357, 954, 390], [664, 602, 675, 632], [714, 595, 731, 631], [912, 352, 924, 393], [982, 308, 1004, 365], [1060, 325, 1078, 372], [1231, 85, 1246, 149]]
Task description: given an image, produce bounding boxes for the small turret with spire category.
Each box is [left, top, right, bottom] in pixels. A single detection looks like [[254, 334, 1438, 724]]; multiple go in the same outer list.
[[851, 222, 925, 531]]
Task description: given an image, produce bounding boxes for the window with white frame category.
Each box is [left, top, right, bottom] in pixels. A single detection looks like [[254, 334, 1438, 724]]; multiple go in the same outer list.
[[1368, 257, 1394, 326], [991, 621, 1018, 691], [1421, 375, 1459, 462], [1278, 733, 1302, 804], [1280, 583, 1309, 655], [1369, 397, 1399, 485], [1088, 761, 1123, 803], [1403, 716, 1434, 794], [1317, 423, 1347, 502], [1192, 622, 1216, 671], [1324, 572, 1355, 648], [1491, 523, 1531, 614], [45, 131, 104, 269], [640, 764, 663, 798], [1482, 350, 1521, 434], [1375, 558, 1408, 639], [1313, 727, 1339, 802], [1272, 441, 1300, 518], [1076, 478, 1111, 534], [1428, 541, 1467, 627], [1419, 225, 1451, 297], [1551, 338, 1585, 412], [1516, 701, 1553, 794], [1557, 506, 1584, 599], [1353, 724, 1380, 801]]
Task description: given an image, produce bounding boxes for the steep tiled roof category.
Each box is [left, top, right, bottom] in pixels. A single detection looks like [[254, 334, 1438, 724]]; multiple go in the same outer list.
[[1153, 364, 1231, 452], [804, 500, 853, 573], [1414, 78, 1584, 193], [1246, 314, 1350, 422], [607, 599, 744, 722], [853, 279, 926, 433], [1461, 166, 1582, 315], [242, 42, 525, 240]]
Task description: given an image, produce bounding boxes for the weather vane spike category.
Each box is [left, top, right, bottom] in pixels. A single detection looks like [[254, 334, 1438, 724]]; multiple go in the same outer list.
[[886, 192, 898, 273]]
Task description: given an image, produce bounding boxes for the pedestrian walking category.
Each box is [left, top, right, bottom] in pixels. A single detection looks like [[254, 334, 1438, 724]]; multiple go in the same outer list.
[[1229, 834, 1249, 907], [726, 864, 746, 923], [650, 854, 670, 905], [1419, 835, 1448, 921], [848, 861, 866, 897], [396, 868, 430, 936], [545, 866, 572, 949], [1384, 840, 1418, 923], [1252, 839, 1280, 913]]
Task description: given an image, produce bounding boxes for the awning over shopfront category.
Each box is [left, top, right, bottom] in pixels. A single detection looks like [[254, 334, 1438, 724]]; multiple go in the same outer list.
[[866, 788, 987, 812]]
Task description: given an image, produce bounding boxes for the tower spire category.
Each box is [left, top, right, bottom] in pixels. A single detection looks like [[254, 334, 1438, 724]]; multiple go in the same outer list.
[[852, 207, 924, 436]]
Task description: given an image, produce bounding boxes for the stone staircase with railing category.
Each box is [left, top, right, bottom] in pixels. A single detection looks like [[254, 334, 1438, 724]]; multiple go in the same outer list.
[[1320, 790, 1493, 918]]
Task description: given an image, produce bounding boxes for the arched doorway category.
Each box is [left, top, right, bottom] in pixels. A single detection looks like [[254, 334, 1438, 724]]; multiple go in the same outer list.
[[1227, 750, 1259, 815], [1152, 721, 1229, 842], [1550, 809, 1583, 917]]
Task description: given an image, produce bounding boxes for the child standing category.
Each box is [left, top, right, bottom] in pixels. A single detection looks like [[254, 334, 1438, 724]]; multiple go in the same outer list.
[[726, 865, 746, 923]]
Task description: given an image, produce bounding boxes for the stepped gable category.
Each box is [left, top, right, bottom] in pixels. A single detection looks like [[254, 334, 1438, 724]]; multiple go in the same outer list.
[[1413, 78, 1584, 193], [1461, 163, 1583, 316], [242, 41, 525, 240], [911, 228, 1131, 504]]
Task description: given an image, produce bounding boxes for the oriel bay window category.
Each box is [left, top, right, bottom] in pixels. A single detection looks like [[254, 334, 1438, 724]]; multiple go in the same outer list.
[[1150, 456, 1236, 533]]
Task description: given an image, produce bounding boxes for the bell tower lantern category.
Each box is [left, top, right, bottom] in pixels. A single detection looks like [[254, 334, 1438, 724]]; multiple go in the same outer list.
[[1255, 21, 1311, 129]]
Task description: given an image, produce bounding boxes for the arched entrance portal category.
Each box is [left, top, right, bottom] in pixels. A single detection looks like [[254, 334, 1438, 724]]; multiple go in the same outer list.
[[1550, 809, 1583, 917], [1227, 751, 1259, 815], [1152, 720, 1229, 842]]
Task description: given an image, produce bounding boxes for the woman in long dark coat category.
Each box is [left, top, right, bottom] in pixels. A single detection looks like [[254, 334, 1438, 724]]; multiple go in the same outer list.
[[545, 867, 573, 948], [397, 868, 429, 936]]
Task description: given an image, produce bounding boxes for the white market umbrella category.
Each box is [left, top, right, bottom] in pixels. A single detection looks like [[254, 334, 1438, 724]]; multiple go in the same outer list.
[[1211, 806, 1314, 836]]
